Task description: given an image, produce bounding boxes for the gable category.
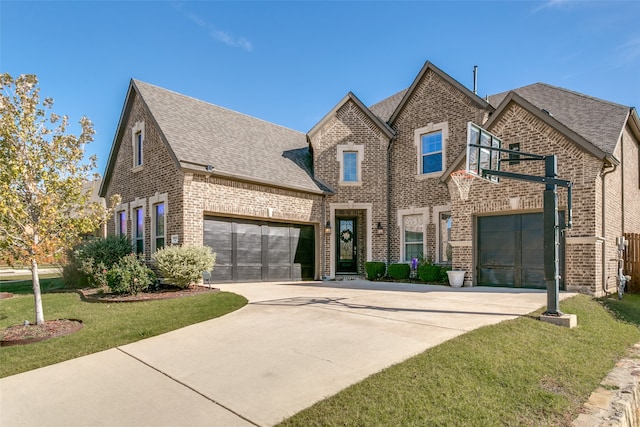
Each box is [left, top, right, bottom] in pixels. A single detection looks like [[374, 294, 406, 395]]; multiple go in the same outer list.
[[387, 61, 492, 126], [102, 80, 328, 197], [489, 83, 630, 156]]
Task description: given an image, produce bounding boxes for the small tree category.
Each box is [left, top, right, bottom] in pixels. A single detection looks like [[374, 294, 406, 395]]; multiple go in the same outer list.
[[0, 73, 119, 324]]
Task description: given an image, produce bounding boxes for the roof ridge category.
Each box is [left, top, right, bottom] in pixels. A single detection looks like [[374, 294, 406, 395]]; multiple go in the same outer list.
[[132, 79, 305, 135]]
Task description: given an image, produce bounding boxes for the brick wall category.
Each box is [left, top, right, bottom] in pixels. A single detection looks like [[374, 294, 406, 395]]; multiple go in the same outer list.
[[462, 102, 609, 294], [309, 98, 390, 277], [390, 69, 488, 265], [103, 91, 184, 259]]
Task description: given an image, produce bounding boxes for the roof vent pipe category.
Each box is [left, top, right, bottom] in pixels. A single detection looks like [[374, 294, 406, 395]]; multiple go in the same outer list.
[[473, 65, 478, 95]]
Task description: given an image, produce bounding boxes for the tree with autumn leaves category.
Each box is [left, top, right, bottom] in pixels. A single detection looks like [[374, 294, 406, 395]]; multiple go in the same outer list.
[[0, 73, 119, 325]]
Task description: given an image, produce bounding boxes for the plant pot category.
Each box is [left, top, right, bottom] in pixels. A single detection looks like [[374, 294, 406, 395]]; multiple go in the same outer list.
[[447, 270, 466, 288]]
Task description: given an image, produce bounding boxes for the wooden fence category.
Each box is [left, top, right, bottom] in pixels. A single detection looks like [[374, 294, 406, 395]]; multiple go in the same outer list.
[[624, 233, 640, 293]]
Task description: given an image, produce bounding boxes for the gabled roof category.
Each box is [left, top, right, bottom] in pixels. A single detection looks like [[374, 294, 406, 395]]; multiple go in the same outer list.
[[386, 61, 492, 125], [488, 83, 630, 156], [101, 80, 330, 196], [369, 89, 408, 123], [307, 91, 395, 140]]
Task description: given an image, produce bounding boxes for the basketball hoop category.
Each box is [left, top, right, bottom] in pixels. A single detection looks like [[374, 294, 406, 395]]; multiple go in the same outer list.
[[450, 170, 475, 201]]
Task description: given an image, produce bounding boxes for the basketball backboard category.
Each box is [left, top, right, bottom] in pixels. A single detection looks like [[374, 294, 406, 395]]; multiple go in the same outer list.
[[466, 122, 501, 183]]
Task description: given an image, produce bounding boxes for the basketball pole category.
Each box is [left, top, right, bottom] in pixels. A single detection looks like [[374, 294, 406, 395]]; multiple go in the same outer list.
[[543, 155, 562, 316]]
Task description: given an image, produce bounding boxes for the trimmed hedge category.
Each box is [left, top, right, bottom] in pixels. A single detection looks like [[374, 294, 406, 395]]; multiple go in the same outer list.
[[417, 263, 450, 283], [387, 263, 410, 280], [365, 262, 386, 281], [64, 235, 133, 287]]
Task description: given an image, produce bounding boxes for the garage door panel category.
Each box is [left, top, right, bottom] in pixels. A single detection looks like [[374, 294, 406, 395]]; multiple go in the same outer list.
[[203, 217, 314, 282], [479, 268, 514, 286], [477, 213, 563, 289]]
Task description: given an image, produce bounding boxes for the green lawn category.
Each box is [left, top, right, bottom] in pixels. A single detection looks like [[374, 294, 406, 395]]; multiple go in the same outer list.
[[279, 294, 640, 427], [0, 279, 247, 378]]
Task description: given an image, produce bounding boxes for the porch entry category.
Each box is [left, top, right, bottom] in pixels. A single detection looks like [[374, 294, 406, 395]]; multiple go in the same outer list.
[[336, 218, 358, 273]]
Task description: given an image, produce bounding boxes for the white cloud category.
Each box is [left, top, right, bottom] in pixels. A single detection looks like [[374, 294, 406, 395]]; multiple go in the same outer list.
[[532, 0, 572, 13], [616, 37, 640, 64], [171, 3, 253, 52]]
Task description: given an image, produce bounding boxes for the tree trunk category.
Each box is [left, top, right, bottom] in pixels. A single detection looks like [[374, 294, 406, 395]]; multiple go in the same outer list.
[[31, 257, 45, 325]]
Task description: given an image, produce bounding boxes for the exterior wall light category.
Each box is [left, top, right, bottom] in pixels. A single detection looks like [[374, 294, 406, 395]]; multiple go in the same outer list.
[[376, 222, 384, 234], [325, 221, 331, 234]]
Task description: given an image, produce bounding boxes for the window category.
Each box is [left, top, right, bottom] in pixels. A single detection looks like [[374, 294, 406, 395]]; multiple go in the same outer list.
[[337, 143, 364, 185], [403, 214, 424, 262], [149, 192, 168, 252], [134, 207, 144, 254], [414, 122, 448, 178], [135, 132, 143, 166], [421, 132, 443, 174], [343, 152, 357, 182], [439, 212, 452, 264], [117, 211, 127, 237], [153, 203, 165, 251], [508, 143, 520, 165], [131, 121, 145, 169]]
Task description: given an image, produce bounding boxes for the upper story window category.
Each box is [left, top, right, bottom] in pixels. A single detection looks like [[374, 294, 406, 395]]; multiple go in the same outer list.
[[414, 122, 448, 179], [131, 121, 145, 170], [421, 132, 442, 174], [337, 143, 364, 186], [343, 152, 358, 182]]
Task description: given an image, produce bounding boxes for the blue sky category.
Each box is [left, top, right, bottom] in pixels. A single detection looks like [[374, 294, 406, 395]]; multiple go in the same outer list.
[[2, 0, 639, 175]]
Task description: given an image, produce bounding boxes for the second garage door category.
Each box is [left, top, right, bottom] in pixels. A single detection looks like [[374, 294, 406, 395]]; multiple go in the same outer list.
[[477, 213, 565, 289], [203, 217, 315, 282]]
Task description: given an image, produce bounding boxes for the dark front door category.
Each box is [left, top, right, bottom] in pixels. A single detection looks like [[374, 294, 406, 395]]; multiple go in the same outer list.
[[337, 218, 357, 273]]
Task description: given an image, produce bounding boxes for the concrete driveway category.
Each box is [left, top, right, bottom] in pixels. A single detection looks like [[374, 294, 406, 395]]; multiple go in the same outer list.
[[0, 280, 573, 426]]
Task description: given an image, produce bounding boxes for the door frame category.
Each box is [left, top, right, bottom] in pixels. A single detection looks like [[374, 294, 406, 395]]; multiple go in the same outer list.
[[336, 217, 358, 273], [328, 203, 372, 279]]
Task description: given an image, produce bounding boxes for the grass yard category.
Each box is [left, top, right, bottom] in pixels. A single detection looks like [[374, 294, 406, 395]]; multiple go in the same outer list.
[[0, 279, 247, 378], [279, 294, 640, 427]]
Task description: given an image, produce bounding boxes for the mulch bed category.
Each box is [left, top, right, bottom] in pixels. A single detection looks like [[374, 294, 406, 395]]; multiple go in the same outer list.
[[79, 285, 219, 303], [0, 292, 14, 300], [0, 319, 83, 347]]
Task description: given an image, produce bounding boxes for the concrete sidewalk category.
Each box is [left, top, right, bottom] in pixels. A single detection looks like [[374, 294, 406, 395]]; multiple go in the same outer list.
[[0, 280, 574, 426]]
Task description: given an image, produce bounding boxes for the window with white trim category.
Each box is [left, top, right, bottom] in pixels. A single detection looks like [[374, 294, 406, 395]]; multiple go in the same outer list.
[[414, 122, 448, 178], [337, 143, 364, 185], [131, 121, 145, 170], [403, 214, 424, 262]]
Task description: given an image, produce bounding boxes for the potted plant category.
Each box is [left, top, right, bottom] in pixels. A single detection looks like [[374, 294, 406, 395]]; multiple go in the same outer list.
[[446, 270, 466, 288]]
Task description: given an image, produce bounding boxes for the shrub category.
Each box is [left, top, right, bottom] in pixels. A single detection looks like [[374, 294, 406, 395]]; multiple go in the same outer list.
[[417, 262, 450, 283], [153, 245, 216, 289], [67, 235, 132, 287], [387, 263, 410, 280], [365, 262, 386, 281], [106, 254, 155, 295]]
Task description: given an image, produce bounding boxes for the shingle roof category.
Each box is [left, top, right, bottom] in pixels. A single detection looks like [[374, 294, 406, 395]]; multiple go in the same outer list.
[[369, 89, 407, 122], [133, 80, 328, 194], [488, 83, 629, 155]]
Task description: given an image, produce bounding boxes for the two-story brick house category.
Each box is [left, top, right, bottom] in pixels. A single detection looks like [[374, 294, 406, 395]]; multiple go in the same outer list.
[[100, 61, 640, 295]]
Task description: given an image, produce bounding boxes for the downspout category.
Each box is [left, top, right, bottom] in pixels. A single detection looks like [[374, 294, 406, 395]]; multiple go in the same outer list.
[[621, 134, 625, 233], [386, 131, 397, 267], [601, 161, 617, 295]]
